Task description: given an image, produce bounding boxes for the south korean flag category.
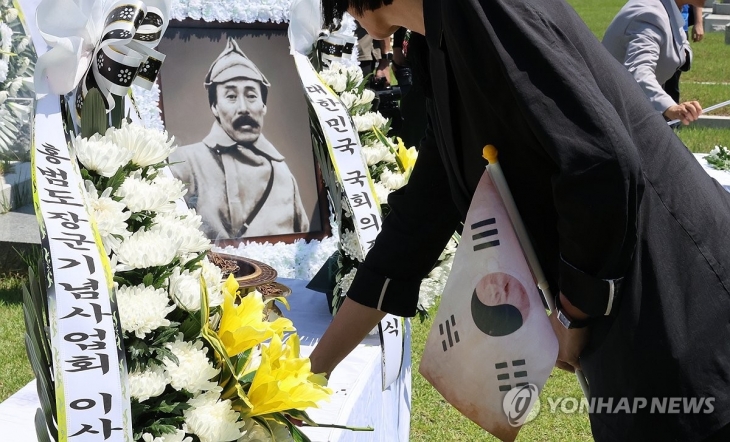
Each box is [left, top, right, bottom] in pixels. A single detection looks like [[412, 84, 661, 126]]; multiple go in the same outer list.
[[419, 166, 558, 442]]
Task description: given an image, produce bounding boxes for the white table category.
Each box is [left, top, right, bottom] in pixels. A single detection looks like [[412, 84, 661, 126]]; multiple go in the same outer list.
[[0, 278, 411, 442]]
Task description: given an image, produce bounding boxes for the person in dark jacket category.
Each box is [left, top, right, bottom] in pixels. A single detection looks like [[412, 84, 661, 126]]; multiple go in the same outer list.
[[310, 0, 730, 441]]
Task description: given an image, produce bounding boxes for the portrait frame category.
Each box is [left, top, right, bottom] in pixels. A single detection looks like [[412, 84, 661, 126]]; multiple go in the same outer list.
[[157, 19, 331, 247]]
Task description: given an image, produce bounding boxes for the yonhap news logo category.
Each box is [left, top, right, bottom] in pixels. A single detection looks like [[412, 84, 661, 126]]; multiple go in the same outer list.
[[503, 384, 541, 427], [502, 389, 716, 426], [545, 396, 715, 415]]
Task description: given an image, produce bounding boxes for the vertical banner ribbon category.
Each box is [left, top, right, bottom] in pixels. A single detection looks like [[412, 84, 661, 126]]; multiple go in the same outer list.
[[293, 51, 405, 390], [15, 0, 169, 440], [31, 95, 133, 442]]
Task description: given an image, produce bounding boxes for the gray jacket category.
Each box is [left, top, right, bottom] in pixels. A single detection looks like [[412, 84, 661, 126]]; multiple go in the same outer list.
[[602, 0, 691, 113]]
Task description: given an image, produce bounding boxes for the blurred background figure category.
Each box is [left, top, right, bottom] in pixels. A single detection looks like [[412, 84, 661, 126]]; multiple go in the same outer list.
[[603, 0, 705, 125], [662, 5, 704, 104]]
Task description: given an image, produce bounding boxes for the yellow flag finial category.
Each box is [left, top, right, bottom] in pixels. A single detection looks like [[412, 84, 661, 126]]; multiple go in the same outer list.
[[483, 145, 498, 164]]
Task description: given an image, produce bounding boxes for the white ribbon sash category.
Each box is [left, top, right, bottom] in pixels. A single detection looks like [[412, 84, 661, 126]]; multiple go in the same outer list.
[[293, 51, 405, 390]]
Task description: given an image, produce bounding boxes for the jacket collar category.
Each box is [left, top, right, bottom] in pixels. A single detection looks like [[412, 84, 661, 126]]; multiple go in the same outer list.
[[661, 0, 689, 51], [202, 122, 285, 162]]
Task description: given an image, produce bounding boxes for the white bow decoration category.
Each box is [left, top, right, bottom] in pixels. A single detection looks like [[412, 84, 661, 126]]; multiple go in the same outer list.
[[34, 0, 170, 113], [288, 0, 358, 66]]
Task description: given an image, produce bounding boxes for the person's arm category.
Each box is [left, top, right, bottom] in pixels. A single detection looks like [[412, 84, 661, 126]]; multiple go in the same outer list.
[[691, 7, 704, 42], [622, 18, 678, 114], [467, 0, 644, 319], [375, 38, 392, 84], [310, 114, 462, 375]]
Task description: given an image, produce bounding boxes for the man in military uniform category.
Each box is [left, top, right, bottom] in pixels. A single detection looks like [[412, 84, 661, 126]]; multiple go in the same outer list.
[[169, 38, 310, 240]]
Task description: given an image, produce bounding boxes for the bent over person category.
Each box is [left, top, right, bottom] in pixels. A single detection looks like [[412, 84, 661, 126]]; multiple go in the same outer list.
[[169, 38, 309, 240], [308, 0, 730, 441]]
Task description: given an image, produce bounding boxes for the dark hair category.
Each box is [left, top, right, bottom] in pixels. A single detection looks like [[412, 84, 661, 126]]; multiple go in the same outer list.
[[321, 0, 394, 29], [207, 81, 269, 107]]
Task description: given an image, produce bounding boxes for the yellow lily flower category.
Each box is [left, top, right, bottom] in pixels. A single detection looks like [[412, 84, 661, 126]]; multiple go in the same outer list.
[[217, 288, 294, 357], [396, 138, 418, 174], [245, 334, 332, 417]]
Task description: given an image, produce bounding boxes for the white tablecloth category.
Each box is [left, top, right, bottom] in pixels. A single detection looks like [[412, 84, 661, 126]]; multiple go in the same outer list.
[[694, 153, 730, 192], [0, 278, 411, 442]]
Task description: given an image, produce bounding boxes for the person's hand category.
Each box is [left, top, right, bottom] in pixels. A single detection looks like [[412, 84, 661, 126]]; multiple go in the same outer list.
[[692, 23, 704, 42], [375, 60, 391, 86], [549, 293, 591, 372], [663, 101, 703, 125]]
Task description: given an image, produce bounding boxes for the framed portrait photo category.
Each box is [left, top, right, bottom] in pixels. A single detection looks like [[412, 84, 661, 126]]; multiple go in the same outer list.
[[157, 20, 330, 246]]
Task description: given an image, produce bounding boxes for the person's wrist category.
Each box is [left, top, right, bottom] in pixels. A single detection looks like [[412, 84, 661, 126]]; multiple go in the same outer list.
[[559, 293, 590, 321]]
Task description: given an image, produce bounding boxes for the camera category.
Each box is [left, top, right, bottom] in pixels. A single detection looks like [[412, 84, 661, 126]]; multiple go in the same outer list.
[[369, 76, 404, 133]]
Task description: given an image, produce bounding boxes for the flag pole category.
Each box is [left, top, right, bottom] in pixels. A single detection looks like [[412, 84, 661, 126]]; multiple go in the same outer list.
[[482, 145, 591, 400]]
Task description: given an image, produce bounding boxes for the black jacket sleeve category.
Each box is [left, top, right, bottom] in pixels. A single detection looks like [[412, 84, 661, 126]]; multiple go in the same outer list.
[[463, 0, 644, 316], [346, 113, 462, 317]]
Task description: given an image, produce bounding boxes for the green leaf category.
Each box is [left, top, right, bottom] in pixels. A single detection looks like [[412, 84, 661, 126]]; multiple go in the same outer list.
[[142, 273, 154, 287], [111, 95, 125, 129], [182, 251, 207, 272], [285, 420, 313, 442], [80, 88, 109, 138], [105, 166, 129, 193], [150, 326, 179, 347], [25, 334, 58, 440], [179, 312, 203, 341], [154, 346, 178, 366], [34, 409, 53, 442]]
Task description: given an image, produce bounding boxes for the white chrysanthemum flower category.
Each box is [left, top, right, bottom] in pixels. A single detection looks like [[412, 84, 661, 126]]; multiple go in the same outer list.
[[344, 64, 364, 86], [151, 211, 211, 256], [339, 91, 358, 109], [116, 173, 179, 213], [84, 182, 130, 253], [151, 174, 187, 209], [340, 229, 364, 262], [0, 59, 8, 84], [3, 8, 17, 23], [16, 36, 29, 53], [199, 257, 224, 308], [335, 268, 357, 297], [168, 267, 205, 311], [0, 23, 12, 52], [163, 337, 219, 394], [129, 366, 170, 402], [117, 284, 176, 338], [142, 430, 192, 442], [373, 182, 392, 206], [353, 112, 388, 133], [73, 134, 134, 177], [184, 389, 242, 442], [440, 237, 459, 260], [361, 141, 390, 166], [320, 69, 348, 93], [379, 168, 408, 190], [106, 123, 176, 167], [358, 89, 376, 105], [115, 229, 181, 271], [239, 418, 292, 442], [6, 76, 22, 97]]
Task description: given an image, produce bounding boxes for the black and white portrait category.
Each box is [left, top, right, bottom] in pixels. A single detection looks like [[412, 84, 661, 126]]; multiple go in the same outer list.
[[158, 23, 326, 243]]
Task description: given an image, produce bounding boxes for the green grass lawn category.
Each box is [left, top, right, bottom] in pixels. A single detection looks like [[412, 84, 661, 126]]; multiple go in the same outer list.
[[0, 273, 33, 402]]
